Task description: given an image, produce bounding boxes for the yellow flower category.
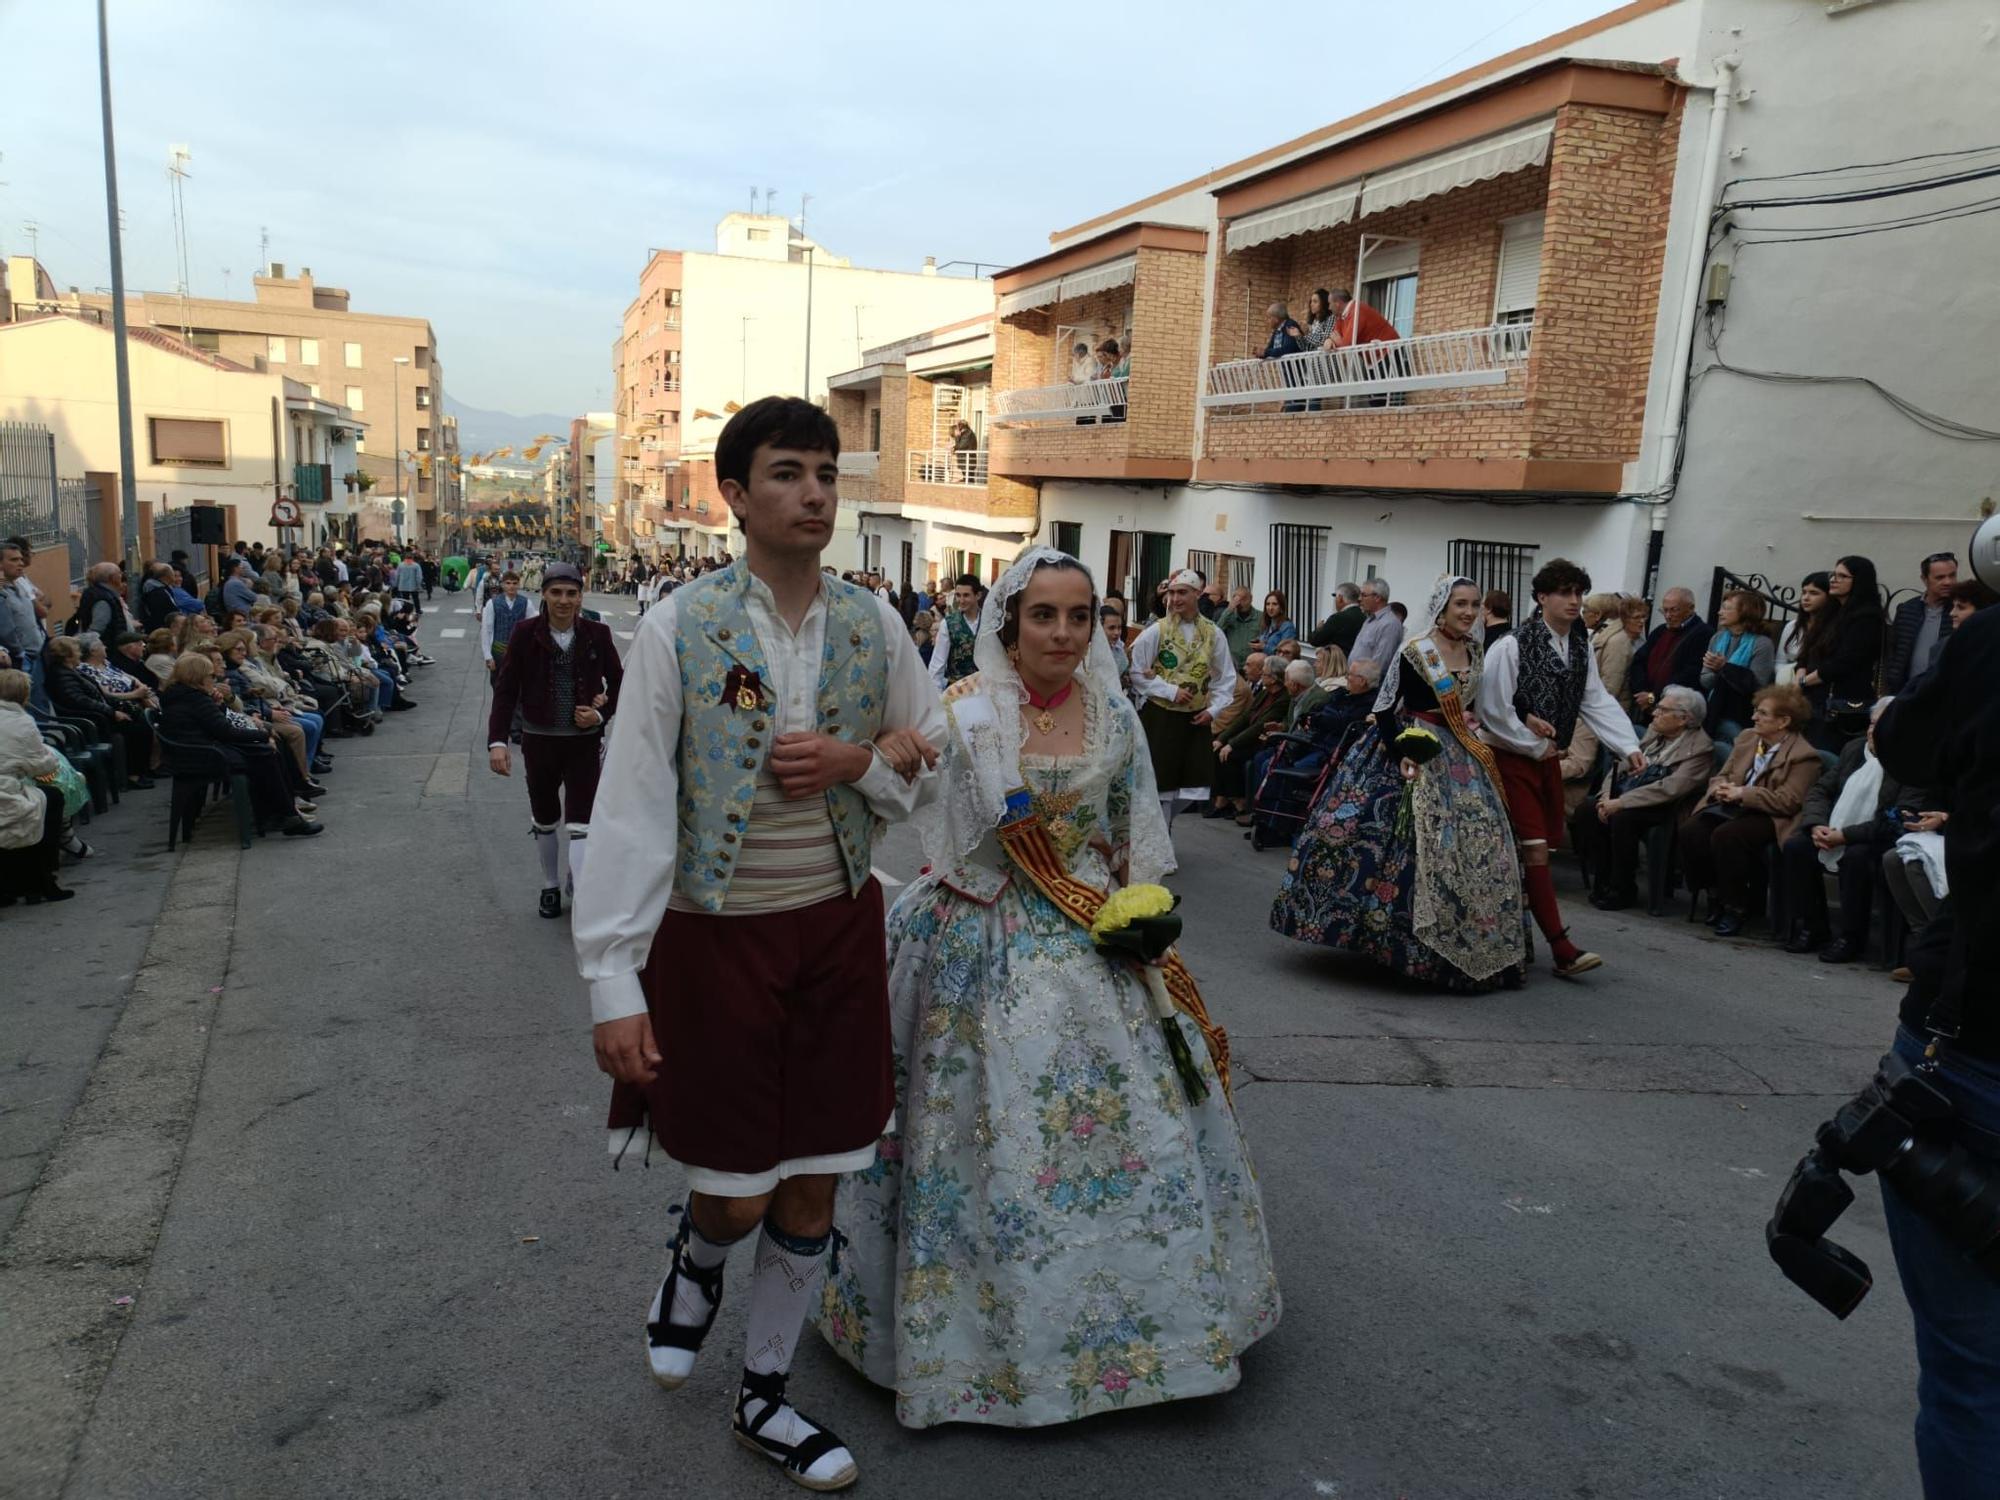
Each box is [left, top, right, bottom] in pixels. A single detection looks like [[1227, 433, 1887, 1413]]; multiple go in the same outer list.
[[1090, 883, 1176, 938], [1072, 1349, 1099, 1387], [1128, 1345, 1161, 1380]]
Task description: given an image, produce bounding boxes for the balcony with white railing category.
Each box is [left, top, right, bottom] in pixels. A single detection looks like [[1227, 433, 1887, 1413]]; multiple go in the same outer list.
[[993, 377, 1128, 426], [907, 449, 988, 486], [1201, 322, 1533, 411]]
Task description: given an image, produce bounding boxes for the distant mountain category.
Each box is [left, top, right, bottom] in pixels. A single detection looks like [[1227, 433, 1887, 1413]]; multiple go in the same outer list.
[[445, 398, 574, 459]]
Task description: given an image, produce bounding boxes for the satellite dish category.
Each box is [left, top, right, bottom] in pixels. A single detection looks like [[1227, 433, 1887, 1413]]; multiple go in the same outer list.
[[1972, 510, 2000, 592]]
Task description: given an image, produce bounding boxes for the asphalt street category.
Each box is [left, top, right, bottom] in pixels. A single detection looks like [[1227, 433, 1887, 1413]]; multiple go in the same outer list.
[[2, 590, 1923, 1499]]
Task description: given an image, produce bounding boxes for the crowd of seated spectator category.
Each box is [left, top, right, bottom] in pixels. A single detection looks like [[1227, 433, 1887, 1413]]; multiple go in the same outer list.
[[0, 537, 441, 912]]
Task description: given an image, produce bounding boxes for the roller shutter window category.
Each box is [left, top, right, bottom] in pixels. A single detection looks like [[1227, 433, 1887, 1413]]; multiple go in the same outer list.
[[149, 417, 227, 466], [1494, 213, 1545, 327]]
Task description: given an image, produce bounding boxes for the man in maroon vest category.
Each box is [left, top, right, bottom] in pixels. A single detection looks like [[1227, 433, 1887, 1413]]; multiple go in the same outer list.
[[488, 563, 623, 917]]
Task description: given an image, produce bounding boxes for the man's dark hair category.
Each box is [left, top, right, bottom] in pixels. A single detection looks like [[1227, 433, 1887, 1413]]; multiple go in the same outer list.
[[1531, 558, 1592, 598], [954, 573, 980, 591], [716, 396, 839, 489], [1483, 588, 1511, 621]]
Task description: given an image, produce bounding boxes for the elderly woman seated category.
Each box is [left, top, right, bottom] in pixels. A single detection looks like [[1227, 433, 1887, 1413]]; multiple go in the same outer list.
[[1569, 684, 1715, 910], [216, 630, 323, 793], [245, 625, 333, 776], [45, 633, 156, 790], [78, 630, 162, 705], [1209, 653, 1287, 820], [158, 653, 322, 838], [1680, 682, 1823, 936], [1780, 697, 1948, 963], [0, 667, 73, 905], [1700, 588, 1777, 742]]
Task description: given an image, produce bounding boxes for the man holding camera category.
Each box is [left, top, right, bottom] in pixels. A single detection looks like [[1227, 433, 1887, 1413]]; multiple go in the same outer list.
[[1868, 571, 2000, 1499]]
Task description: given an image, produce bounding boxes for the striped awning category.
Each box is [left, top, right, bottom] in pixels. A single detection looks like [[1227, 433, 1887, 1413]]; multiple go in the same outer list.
[[996, 254, 1139, 318], [1223, 117, 1555, 254]]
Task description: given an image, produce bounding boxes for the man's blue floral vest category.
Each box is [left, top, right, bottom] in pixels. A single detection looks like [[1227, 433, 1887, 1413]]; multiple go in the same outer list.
[[673, 560, 888, 913]]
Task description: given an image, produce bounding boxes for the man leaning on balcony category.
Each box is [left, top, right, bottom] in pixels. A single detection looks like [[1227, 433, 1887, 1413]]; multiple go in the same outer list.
[[1325, 289, 1403, 407]]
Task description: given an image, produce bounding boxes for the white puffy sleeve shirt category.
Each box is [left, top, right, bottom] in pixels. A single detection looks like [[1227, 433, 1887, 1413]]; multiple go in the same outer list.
[[572, 580, 946, 1026]]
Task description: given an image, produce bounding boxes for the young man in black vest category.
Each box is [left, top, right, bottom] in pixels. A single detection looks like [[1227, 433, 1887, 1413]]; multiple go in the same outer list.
[[487, 563, 621, 918], [1479, 559, 1644, 978]]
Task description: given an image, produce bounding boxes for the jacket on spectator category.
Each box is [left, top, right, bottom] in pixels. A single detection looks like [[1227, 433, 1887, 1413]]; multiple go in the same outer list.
[[1883, 594, 1951, 694], [1216, 681, 1287, 759], [46, 659, 116, 731], [221, 567, 260, 617], [1818, 599, 1884, 706], [138, 577, 181, 633], [1592, 622, 1636, 711], [486, 612, 622, 744], [1798, 736, 1937, 847], [158, 683, 273, 773], [1308, 603, 1365, 656], [1633, 615, 1708, 699], [1699, 630, 1777, 736], [1688, 727, 1823, 844], [1590, 723, 1715, 812], [69, 581, 131, 639], [0, 700, 61, 848]]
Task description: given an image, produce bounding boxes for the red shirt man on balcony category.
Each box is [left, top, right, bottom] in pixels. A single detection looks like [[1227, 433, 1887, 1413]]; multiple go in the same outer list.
[[1326, 289, 1401, 349]]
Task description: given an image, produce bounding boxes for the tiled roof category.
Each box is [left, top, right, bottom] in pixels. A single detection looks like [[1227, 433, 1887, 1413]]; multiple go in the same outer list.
[[1, 312, 257, 373]]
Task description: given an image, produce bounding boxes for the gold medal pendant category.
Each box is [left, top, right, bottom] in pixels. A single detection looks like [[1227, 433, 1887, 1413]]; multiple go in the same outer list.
[[1032, 708, 1056, 736], [735, 685, 759, 711]]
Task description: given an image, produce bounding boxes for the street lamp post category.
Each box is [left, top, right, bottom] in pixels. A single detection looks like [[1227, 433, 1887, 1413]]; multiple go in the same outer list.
[[392, 355, 410, 545]]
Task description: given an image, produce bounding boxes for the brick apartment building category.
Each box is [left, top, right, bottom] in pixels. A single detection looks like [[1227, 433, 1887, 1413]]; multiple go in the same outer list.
[[975, 0, 2000, 624], [7, 263, 457, 551]]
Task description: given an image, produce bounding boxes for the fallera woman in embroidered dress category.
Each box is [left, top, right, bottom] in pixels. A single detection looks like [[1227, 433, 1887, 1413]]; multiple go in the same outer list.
[[1271, 574, 1525, 991], [815, 547, 1280, 1429]]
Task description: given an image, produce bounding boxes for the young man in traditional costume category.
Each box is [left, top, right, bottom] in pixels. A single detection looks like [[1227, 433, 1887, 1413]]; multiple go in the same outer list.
[[1478, 558, 1644, 978], [926, 571, 982, 691], [487, 563, 619, 918], [1128, 567, 1237, 828], [573, 396, 946, 1492]]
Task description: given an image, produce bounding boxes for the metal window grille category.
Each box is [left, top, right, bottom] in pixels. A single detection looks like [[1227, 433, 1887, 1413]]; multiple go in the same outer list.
[[0, 421, 92, 581], [1269, 524, 1328, 618], [1189, 550, 1256, 595], [1446, 539, 1539, 617], [1052, 521, 1082, 559]]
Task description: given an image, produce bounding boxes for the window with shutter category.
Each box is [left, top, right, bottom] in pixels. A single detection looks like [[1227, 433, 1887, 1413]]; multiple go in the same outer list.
[[149, 417, 228, 466], [1493, 213, 1545, 327]]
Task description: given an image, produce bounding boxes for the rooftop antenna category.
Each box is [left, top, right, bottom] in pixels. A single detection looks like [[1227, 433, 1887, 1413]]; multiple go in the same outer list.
[[749, 185, 757, 213], [22, 220, 38, 262], [259, 224, 269, 276], [167, 143, 193, 336], [765, 186, 776, 216], [221, 265, 232, 299]]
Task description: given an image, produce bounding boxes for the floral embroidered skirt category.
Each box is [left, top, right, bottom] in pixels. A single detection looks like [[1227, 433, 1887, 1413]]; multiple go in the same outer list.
[[815, 873, 1281, 1428], [1270, 722, 1524, 990]]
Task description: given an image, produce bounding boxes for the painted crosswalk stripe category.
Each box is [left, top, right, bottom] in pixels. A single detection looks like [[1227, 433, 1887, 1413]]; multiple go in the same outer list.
[[616, 630, 636, 641], [438, 628, 467, 639], [454, 607, 473, 614]]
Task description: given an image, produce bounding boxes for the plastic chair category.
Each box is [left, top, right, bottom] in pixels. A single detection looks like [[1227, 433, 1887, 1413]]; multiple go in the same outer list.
[[32, 709, 114, 814], [155, 733, 256, 850]]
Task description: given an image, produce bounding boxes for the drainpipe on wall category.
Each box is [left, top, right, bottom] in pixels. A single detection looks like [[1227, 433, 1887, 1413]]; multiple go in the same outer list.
[[1644, 53, 1741, 596]]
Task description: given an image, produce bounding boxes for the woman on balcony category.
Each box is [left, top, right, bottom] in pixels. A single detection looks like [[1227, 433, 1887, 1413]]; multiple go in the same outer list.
[[1271, 574, 1525, 991], [1253, 590, 1298, 655]]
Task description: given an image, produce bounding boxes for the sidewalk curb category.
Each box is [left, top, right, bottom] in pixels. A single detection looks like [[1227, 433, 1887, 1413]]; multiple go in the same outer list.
[[0, 837, 241, 1500]]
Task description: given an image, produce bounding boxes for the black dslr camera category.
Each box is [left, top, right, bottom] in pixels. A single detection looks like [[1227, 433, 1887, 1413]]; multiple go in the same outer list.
[[1767, 1049, 2000, 1317]]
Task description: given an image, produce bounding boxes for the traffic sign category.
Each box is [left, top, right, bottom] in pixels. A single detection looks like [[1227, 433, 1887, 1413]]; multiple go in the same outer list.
[[270, 496, 304, 527]]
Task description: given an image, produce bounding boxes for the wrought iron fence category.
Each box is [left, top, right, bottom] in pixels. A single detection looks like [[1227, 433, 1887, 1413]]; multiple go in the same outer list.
[[0, 421, 92, 581], [153, 508, 197, 585]]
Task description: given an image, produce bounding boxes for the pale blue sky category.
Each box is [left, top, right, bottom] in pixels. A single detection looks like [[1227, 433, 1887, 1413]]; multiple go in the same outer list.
[[0, 0, 1619, 414]]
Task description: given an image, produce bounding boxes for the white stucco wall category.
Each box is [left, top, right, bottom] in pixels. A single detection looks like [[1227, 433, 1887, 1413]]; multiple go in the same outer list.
[[1652, 0, 2000, 604], [679, 254, 992, 419], [1036, 479, 1649, 615]]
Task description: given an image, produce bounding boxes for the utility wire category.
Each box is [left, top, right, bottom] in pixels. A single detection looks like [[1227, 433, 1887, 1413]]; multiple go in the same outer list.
[[1721, 142, 2000, 191]]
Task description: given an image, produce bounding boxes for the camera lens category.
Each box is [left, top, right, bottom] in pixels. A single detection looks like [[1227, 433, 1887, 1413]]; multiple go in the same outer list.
[[1884, 1135, 2000, 1269]]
